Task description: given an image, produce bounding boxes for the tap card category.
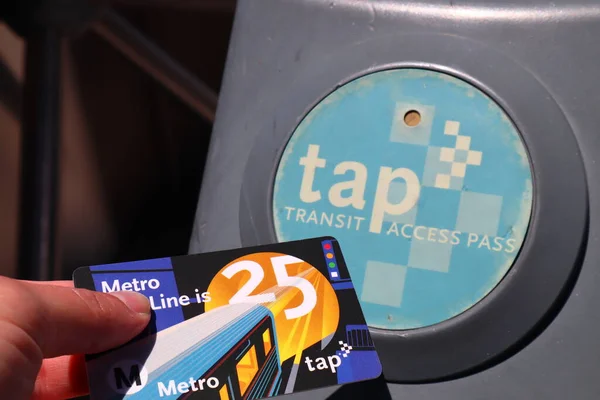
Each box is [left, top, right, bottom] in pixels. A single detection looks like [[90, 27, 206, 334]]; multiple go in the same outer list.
[[73, 237, 382, 400]]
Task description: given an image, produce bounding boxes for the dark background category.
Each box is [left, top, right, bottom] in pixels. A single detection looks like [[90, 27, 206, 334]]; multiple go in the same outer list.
[[0, 1, 236, 279]]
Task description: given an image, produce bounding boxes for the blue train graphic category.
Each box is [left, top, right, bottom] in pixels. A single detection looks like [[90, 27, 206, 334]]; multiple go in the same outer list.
[[87, 303, 282, 400]]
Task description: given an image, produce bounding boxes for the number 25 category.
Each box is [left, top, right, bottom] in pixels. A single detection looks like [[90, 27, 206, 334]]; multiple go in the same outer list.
[[221, 255, 317, 320]]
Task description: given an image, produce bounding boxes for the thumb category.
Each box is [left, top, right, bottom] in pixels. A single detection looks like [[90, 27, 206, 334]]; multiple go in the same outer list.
[[14, 280, 151, 358]]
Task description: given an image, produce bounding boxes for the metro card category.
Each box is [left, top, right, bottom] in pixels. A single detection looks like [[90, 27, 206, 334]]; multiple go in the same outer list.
[[73, 237, 382, 400]]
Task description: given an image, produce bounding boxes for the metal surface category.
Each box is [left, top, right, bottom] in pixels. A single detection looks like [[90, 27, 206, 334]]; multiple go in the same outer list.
[[190, 0, 600, 398], [93, 9, 218, 122], [237, 47, 587, 381], [17, 27, 62, 281]]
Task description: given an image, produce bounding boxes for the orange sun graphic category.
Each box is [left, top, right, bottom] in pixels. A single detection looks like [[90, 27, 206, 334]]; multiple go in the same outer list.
[[205, 252, 340, 363]]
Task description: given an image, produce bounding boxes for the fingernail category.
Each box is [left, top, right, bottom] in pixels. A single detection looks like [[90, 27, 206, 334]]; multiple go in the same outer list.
[[110, 291, 151, 315]]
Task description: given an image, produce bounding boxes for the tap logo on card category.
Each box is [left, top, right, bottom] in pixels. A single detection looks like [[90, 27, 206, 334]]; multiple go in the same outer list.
[[73, 237, 381, 400]]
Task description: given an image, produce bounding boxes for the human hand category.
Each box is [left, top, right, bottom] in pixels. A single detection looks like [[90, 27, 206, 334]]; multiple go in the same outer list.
[[0, 276, 151, 399]]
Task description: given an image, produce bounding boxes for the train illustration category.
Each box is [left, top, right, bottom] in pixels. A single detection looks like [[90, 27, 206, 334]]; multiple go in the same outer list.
[[87, 303, 282, 400]]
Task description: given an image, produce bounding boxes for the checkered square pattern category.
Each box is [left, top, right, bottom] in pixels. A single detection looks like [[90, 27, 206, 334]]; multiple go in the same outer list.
[[430, 121, 483, 190], [453, 150, 469, 163], [444, 120, 460, 136], [390, 103, 436, 146], [361, 261, 407, 307], [423, 147, 451, 187], [440, 147, 455, 162], [408, 241, 453, 273], [451, 162, 467, 178], [435, 173, 451, 189], [456, 192, 503, 236], [339, 341, 353, 358], [379, 109, 499, 309]]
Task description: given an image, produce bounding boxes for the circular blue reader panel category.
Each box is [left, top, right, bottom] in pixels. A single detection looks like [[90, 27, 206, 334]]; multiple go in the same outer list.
[[272, 69, 533, 330]]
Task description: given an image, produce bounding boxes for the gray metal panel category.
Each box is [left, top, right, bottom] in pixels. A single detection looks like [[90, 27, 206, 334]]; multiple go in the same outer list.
[[191, 0, 600, 398]]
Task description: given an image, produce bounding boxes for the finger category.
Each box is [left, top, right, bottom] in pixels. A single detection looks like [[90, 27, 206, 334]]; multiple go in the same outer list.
[[24, 280, 73, 288], [18, 281, 151, 358], [31, 355, 89, 400]]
